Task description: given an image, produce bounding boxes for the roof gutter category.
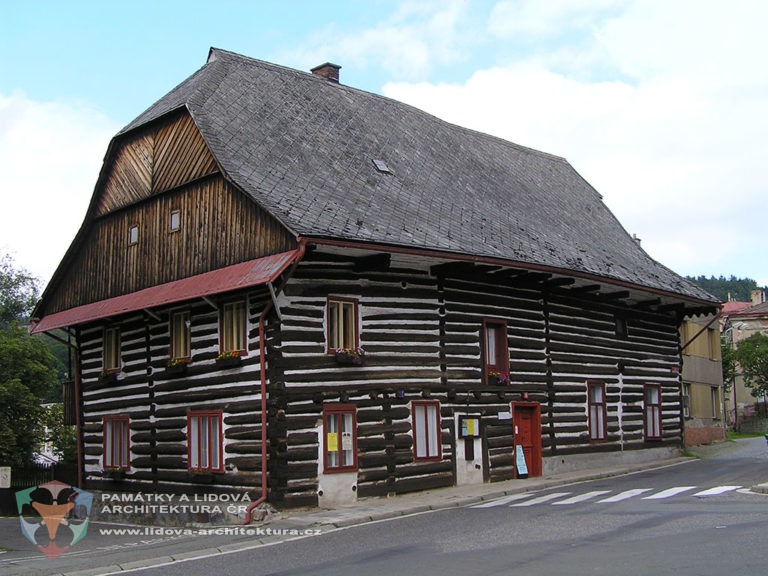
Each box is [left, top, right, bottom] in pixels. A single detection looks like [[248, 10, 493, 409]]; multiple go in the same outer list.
[[244, 240, 306, 524]]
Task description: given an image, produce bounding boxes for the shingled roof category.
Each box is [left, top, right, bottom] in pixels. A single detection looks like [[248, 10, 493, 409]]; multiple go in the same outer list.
[[119, 48, 716, 305]]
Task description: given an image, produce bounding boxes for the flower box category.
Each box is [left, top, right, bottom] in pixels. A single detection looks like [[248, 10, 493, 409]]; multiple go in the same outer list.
[[487, 371, 510, 386], [106, 469, 125, 481], [215, 352, 243, 368], [165, 362, 188, 377], [334, 348, 365, 366]]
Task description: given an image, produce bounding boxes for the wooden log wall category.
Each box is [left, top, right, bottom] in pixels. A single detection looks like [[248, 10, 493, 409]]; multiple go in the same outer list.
[[74, 247, 684, 506], [268, 250, 683, 506], [79, 287, 272, 496], [545, 291, 682, 456]]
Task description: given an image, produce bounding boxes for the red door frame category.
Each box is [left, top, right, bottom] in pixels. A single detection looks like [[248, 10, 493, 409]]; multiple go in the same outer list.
[[511, 401, 542, 478]]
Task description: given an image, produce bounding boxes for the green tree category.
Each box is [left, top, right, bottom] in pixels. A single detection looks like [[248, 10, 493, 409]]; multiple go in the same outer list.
[[39, 404, 77, 464], [735, 333, 768, 398], [0, 252, 39, 328], [687, 274, 766, 302], [721, 338, 737, 393], [0, 252, 59, 466]]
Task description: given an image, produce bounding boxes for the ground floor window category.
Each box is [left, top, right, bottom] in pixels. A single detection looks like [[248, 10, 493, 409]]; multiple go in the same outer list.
[[644, 384, 662, 440], [412, 401, 441, 460], [103, 415, 130, 470], [323, 404, 357, 472], [188, 411, 224, 472]]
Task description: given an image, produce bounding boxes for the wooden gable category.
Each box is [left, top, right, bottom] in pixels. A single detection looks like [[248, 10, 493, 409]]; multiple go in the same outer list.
[[95, 112, 218, 216], [40, 112, 297, 316]]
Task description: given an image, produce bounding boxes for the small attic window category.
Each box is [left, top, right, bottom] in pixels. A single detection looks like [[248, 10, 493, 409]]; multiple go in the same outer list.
[[128, 225, 139, 246], [372, 159, 392, 174], [170, 209, 181, 232]]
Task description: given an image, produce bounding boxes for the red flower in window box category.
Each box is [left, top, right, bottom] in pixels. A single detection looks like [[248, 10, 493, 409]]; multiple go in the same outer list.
[[487, 370, 510, 386], [334, 347, 366, 366], [215, 350, 243, 367]]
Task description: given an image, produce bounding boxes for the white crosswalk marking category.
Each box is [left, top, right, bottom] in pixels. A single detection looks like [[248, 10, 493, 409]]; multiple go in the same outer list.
[[470, 484, 747, 509], [511, 492, 571, 506], [597, 488, 653, 502], [643, 486, 697, 500], [693, 486, 742, 497], [552, 490, 611, 505], [472, 493, 536, 508]]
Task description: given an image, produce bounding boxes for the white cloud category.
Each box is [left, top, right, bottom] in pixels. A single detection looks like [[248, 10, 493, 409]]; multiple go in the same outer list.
[[281, 0, 473, 79], [488, 0, 622, 39], [0, 91, 117, 285]]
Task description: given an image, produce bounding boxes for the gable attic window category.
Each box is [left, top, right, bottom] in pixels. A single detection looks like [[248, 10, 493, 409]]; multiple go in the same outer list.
[[169, 209, 181, 232], [128, 224, 139, 246]]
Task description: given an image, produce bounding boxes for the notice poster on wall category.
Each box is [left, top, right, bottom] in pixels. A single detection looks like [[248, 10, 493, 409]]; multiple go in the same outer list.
[[515, 445, 529, 479], [327, 433, 338, 452]]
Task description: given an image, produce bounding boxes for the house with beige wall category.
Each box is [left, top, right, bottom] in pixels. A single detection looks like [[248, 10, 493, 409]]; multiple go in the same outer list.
[[680, 315, 725, 446]]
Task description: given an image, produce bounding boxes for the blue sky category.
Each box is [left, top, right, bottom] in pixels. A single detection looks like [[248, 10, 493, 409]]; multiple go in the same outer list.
[[1, 0, 766, 289]]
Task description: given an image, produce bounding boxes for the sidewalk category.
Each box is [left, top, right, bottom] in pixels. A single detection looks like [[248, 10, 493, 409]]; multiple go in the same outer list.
[[1, 441, 764, 576]]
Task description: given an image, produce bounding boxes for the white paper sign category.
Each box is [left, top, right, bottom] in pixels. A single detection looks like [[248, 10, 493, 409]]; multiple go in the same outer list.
[[0, 467, 10, 489]]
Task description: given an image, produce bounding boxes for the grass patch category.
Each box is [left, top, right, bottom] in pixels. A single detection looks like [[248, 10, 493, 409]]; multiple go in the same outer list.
[[727, 430, 766, 440]]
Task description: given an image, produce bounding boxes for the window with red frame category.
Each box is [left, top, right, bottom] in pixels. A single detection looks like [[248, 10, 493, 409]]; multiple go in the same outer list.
[[588, 382, 607, 441], [220, 301, 247, 355], [483, 319, 508, 383], [412, 401, 441, 460], [188, 411, 224, 472], [323, 404, 357, 472], [103, 415, 130, 470], [644, 384, 662, 441], [327, 297, 359, 352]]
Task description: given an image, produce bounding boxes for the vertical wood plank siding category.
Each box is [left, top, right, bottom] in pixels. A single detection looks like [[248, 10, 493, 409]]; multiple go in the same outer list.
[[46, 178, 295, 314], [80, 288, 271, 494]]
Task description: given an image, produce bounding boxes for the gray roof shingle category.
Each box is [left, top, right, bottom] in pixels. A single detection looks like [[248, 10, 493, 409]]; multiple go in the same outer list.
[[120, 48, 717, 304]]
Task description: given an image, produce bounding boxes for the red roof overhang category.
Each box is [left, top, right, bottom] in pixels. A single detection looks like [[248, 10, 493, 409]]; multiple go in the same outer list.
[[30, 250, 300, 334]]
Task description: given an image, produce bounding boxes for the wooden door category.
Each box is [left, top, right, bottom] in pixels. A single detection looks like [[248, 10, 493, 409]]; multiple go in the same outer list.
[[512, 402, 542, 477]]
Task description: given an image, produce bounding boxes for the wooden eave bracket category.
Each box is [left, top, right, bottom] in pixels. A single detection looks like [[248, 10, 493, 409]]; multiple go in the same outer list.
[[143, 308, 161, 321], [202, 296, 218, 310]]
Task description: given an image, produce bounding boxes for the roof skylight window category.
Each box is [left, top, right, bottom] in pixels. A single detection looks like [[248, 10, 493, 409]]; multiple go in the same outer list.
[[372, 159, 392, 174]]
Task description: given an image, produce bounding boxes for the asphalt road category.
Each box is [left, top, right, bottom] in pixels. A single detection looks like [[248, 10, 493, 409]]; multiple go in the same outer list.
[[117, 437, 768, 576]]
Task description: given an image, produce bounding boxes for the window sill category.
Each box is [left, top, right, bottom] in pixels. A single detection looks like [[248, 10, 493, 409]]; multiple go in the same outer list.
[[165, 362, 189, 377], [99, 372, 119, 384]]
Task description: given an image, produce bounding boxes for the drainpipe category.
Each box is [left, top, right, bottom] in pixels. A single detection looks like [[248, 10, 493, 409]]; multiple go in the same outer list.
[[244, 241, 306, 524]]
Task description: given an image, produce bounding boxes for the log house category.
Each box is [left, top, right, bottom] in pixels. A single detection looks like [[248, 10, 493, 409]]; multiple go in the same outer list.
[[31, 49, 719, 509]]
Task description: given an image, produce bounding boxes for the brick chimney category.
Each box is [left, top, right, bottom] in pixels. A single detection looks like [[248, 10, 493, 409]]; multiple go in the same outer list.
[[311, 62, 341, 83], [751, 289, 766, 306]]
